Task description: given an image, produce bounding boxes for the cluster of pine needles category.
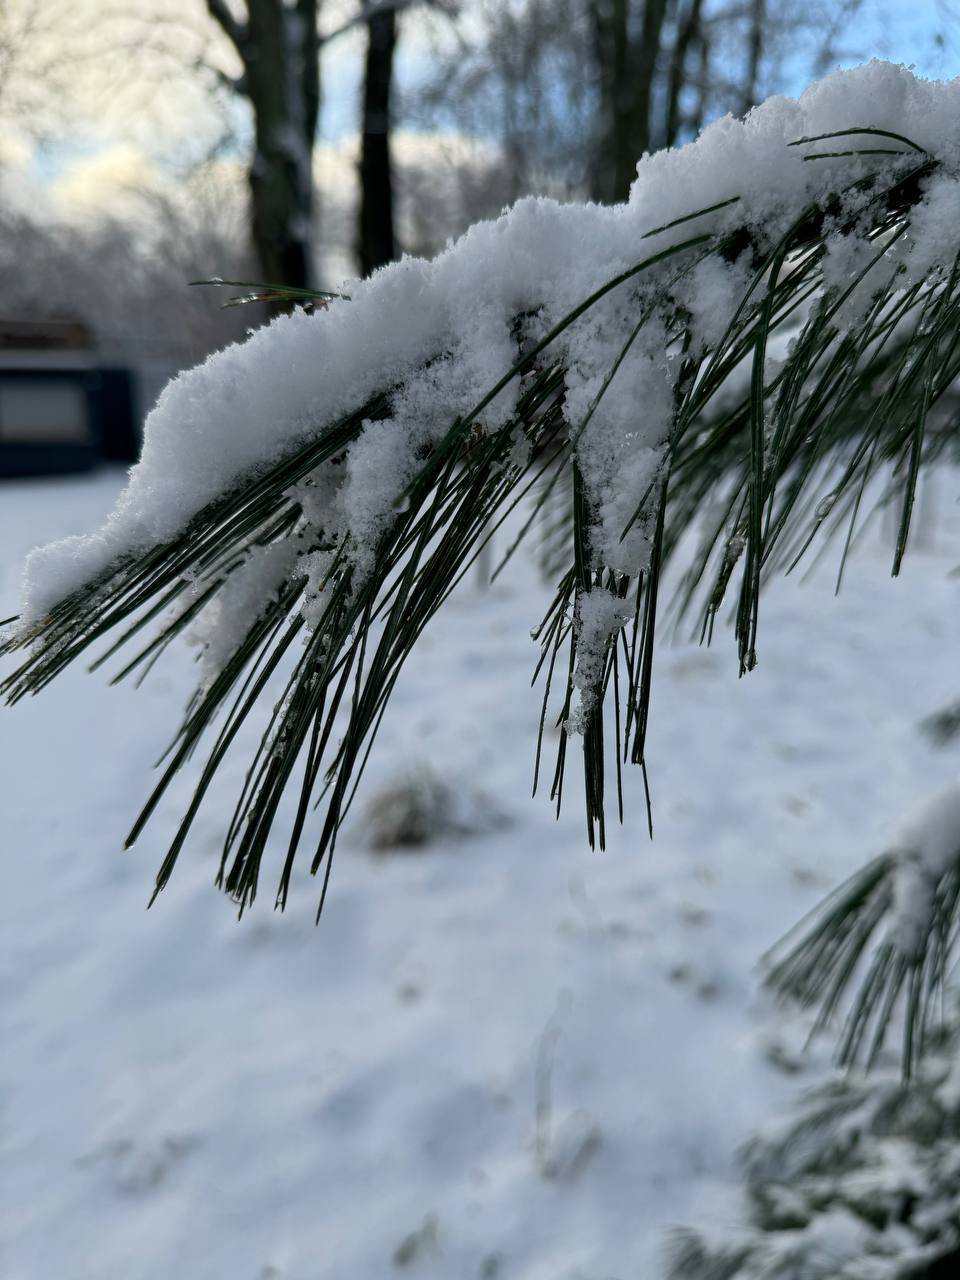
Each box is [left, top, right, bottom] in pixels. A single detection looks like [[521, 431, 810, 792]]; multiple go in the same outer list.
[[3, 127, 959, 1058], [764, 850, 960, 1078]]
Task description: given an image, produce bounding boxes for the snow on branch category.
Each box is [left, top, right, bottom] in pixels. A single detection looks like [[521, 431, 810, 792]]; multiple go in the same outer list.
[[766, 783, 960, 1077], [670, 1001, 960, 1277], [4, 61, 960, 916]]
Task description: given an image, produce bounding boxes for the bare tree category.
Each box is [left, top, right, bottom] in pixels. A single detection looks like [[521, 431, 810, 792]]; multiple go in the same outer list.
[[740, 0, 766, 113], [205, 0, 320, 290], [203, 1, 454, 288], [353, 0, 457, 274], [590, 0, 669, 203], [0, 166, 255, 365], [665, 0, 704, 146], [410, 0, 596, 206], [0, 1, 94, 139], [359, 1, 398, 274], [413, 0, 866, 212]]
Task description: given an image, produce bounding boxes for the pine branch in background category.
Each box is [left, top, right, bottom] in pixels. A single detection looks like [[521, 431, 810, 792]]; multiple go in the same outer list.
[[190, 278, 350, 310], [669, 1000, 960, 1277], [921, 698, 960, 746], [3, 66, 960, 924], [765, 787, 960, 1078]]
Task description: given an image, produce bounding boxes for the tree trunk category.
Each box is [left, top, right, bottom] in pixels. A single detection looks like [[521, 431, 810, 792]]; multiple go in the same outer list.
[[591, 0, 670, 205], [591, 0, 629, 203], [688, 25, 710, 137], [359, 5, 397, 277], [207, 0, 320, 291], [740, 0, 765, 115], [665, 0, 703, 147]]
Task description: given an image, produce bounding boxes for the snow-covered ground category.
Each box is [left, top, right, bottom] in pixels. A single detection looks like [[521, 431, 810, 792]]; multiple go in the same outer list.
[[2, 467, 959, 1280]]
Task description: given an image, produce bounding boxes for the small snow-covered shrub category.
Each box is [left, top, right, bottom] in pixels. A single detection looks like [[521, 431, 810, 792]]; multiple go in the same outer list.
[[921, 699, 960, 747], [667, 1008, 960, 1280], [360, 767, 503, 851]]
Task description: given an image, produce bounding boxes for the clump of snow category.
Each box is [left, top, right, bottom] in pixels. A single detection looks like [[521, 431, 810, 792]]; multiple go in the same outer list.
[[677, 255, 754, 354], [566, 308, 674, 576], [18, 61, 960, 691], [568, 587, 632, 733], [891, 173, 960, 286], [890, 783, 960, 957], [186, 541, 299, 687], [821, 227, 888, 328]]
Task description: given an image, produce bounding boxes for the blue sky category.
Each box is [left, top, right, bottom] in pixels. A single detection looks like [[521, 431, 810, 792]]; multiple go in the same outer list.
[[835, 0, 960, 79]]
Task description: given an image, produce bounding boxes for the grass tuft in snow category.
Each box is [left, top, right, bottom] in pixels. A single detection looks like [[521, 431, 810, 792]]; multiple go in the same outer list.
[[360, 766, 503, 851]]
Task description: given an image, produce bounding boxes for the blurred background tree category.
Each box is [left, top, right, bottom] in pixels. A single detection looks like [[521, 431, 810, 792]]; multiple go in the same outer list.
[[0, 1, 953, 365], [407, 1, 868, 213], [204, 0, 321, 289]]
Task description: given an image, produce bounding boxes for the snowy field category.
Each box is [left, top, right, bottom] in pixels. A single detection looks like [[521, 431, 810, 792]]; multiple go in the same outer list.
[[2, 466, 959, 1280]]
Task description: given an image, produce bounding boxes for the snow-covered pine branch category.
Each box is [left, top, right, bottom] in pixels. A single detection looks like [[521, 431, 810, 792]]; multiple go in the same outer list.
[[766, 783, 960, 1078], [4, 61, 960, 917], [669, 1001, 960, 1278]]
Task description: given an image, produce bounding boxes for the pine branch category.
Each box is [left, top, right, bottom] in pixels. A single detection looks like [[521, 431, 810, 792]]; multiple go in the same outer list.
[[3, 118, 959, 921], [765, 790, 960, 1078]]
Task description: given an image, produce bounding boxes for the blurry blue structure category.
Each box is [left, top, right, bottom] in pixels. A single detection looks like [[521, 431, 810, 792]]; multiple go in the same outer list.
[[0, 320, 170, 478]]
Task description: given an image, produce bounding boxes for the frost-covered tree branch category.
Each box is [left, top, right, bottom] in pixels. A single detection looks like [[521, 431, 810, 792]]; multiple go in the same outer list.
[[766, 785, 960, 1078], [3, 62, 960, 924], [669, 1004, 960, 1276]]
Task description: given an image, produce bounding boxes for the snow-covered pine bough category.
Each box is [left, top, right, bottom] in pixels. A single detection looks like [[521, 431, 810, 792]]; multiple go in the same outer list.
[[4, 63, 960, 1067]]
